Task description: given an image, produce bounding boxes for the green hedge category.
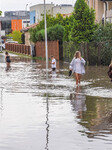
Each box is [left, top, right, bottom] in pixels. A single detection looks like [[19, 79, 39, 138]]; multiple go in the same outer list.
[[31, 24, 64, 43]]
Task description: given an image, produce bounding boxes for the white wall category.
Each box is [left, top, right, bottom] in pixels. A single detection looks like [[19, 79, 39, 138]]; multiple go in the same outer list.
[[30, 4, 73, 23], [52, 5, 73, 17], [1, 30, 5, 36], [30, 4, 54, 23], [22, 19, 30, 28]]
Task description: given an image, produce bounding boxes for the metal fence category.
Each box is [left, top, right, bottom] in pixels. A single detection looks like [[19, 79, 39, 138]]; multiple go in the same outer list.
[[63, 41, 112, 65]]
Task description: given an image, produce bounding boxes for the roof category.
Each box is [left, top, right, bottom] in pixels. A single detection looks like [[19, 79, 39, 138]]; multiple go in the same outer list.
[[21, 23, 39, 32]]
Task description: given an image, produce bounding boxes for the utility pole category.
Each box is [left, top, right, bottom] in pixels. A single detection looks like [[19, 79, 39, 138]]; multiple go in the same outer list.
[[44, 0, 48, 80], [0, 21, 2, 52], [26, 4, 28, 27]]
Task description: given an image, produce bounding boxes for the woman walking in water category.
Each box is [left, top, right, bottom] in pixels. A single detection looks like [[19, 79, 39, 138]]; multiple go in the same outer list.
[[69, 51, 86, 86], [5, 51, 11, 69]]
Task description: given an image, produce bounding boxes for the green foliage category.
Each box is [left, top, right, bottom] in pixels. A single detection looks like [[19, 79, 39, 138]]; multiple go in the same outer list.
[[63, 41, 80, 62], [92, 23, 112, 42], [35, 29, 45, 41], [0, 11, 2, 16], [7, 30, 22, 44], [91, 23, 112, 65], [63, 15, 74, 41], [30, 13, 66, 43], [100, 42, 112, 65], [47, 24, 64, 43], [69, 0, 96, 43], [32, 24, 64, 42]]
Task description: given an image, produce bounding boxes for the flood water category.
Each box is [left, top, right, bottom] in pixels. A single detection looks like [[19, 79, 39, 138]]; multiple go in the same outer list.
[[0, 53, 112, 150]]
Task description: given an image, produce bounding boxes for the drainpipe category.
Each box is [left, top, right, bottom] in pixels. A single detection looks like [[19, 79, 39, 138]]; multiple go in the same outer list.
[[103, 0, 107, 25]]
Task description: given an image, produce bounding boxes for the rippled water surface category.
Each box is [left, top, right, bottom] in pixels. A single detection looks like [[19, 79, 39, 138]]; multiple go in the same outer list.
[[0, 53, 112, 150]]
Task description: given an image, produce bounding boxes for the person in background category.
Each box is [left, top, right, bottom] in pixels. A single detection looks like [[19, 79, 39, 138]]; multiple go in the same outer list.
[[69, 51, 86, 86], [107, 61, 112, 82], [5, 51, 11, 69], [50, 55, 56, 71]]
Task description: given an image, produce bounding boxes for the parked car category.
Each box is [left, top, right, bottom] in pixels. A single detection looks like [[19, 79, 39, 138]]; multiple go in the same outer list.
[[6, 40, 18, 44], [0, 40, 5, 50]]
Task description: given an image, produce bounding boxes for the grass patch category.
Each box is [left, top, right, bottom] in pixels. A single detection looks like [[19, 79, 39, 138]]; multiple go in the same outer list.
[[6, 50, 32, 58], [5, 50, 50, 61]]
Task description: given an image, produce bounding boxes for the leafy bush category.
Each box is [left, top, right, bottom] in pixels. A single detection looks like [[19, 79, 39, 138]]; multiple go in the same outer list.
[[47, 24, 64, 43], [31, 24, 64, 42], [7, 30, 22, 44]]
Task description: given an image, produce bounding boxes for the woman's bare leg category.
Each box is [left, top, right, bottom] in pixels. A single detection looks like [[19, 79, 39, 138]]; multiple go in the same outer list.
[[74, 73, 79, 86], [78, 74, 81, 84]]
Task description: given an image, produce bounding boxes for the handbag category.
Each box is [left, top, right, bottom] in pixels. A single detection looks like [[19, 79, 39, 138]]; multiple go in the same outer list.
[[69, 70, 72, 76]]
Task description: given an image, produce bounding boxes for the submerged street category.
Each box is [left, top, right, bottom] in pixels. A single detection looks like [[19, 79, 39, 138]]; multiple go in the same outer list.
[[0, 53, 112, 150]]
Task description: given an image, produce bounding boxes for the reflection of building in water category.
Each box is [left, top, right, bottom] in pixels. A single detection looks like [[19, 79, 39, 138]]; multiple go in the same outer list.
[[88, 101, 112, 134], [74, 95, 112, 139], [70, 86, 87, 118]]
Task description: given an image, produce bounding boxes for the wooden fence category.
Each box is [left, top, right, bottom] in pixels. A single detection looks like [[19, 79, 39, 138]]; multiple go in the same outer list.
[[5, 40, 61, 60], [5, 43, 31, 55]]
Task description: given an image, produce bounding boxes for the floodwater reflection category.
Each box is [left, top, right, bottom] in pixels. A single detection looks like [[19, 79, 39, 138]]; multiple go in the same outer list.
[[70, 86, 87, 119], [0, 87, 3, 110], [45, 86, 49, 150], [0, 53, 112, 149]]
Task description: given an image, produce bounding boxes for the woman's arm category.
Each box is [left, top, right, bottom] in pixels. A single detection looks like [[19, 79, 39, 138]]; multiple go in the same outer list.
[[81, 58, 86, 65], [69, 58, 74, 70]]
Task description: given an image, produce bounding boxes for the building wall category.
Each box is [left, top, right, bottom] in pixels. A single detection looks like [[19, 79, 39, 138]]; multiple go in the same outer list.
[[22, 19, 30, 28], [11, 20, 22, 31], [86, 0, 104, 22], [24, 32, 31, 46], [30, 10, 36, 24], [86, 0, 112, 23], [108, 2, 112, 9], [1, 30, 5, 36], [30, 4, 54, 24], [30, 4, 73, 24], [35, 41, 59, 60], [52, 5, 73, 17]]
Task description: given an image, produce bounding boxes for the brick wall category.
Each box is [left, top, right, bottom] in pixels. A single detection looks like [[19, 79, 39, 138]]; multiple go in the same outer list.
[[35, 40, 59, 60]]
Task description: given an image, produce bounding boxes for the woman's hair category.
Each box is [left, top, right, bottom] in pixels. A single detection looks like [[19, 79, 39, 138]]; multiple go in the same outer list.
[[5, 51, 8, 55], [74, 51, 81, 58]]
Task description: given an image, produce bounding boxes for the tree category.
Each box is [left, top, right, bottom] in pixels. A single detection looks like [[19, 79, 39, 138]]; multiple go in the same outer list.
[[92, 23, 112, 42], [69, 0, 96, 43], [30, 13, 66, 43], [7, 30, 22, 44], [0, 11, 2, 16]]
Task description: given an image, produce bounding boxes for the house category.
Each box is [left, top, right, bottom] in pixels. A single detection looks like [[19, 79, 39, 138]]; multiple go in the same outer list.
[[85, 0, 112, 23], [21, 23, 39, 45]]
